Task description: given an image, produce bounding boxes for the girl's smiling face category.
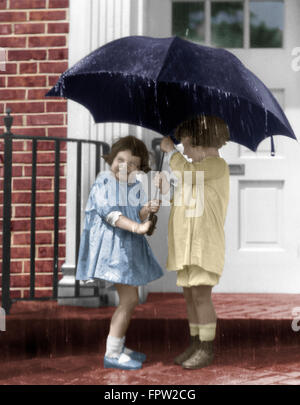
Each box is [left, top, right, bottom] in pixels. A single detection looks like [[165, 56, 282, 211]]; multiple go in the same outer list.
[[111, 149, 141, 182]]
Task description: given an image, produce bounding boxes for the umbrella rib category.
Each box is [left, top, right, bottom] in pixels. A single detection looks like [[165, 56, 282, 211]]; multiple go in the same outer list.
[[155, 35, 178, 82]]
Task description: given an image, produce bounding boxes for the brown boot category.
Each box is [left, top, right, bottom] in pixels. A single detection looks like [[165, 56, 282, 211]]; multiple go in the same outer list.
[[174, 335, 200, 365], [181, 340, 214, 369]]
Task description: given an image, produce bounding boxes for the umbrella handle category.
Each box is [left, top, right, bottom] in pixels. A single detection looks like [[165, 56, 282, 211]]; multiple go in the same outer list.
[[146, 151, 165, 236]]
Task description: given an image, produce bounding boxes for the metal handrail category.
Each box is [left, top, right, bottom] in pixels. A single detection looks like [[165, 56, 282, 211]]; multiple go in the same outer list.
[[0, 109, 110, 314]]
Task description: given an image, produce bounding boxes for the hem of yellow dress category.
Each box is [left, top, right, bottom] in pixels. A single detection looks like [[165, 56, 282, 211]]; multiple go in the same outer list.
[[166, 263, 223, 276]]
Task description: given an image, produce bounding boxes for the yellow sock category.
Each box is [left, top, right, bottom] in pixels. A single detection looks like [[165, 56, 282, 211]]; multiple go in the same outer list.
[[199, 323, 216, 341], [189, 323, 200, 337]]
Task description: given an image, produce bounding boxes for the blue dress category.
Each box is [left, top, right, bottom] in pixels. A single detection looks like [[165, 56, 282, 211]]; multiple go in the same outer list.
[[75, 170, 164, 286]]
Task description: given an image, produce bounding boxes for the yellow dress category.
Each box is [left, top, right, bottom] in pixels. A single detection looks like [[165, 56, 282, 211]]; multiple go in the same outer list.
[[166, 151, 230, 287]]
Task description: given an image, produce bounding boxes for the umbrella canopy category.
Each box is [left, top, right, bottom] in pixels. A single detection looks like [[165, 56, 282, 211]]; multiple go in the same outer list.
[[46, 35, 297, 153]]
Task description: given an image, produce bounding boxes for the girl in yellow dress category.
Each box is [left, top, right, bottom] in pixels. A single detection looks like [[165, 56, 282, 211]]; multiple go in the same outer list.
[[155, 114, 230, 369]]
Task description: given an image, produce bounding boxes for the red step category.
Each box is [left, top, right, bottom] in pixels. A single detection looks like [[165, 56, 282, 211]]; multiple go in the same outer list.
[[1, 292, 299, 363]]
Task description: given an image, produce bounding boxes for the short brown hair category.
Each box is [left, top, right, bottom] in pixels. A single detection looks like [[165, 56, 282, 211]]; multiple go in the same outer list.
[[174, 115, 230, 148], [101, 135, 151, 173]]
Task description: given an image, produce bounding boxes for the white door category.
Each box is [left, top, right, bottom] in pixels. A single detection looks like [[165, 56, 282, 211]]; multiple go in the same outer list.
[[143, 0, 300, 293]]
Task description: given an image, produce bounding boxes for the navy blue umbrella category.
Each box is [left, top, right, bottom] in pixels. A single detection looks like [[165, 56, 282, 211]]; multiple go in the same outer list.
[[46, 35, 297, 155]]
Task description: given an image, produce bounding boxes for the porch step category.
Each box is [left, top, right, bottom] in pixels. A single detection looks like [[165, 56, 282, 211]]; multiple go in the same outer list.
[[0, 293, 299, 362]]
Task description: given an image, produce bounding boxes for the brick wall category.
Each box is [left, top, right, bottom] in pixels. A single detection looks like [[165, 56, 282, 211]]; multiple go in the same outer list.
[[0, 0, 69, 299]]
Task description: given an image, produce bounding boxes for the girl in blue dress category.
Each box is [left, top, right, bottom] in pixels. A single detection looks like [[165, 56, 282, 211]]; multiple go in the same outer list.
[[76, 135, 164, 370]]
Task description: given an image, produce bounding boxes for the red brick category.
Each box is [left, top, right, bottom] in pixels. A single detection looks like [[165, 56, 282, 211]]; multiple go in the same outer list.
[[7, 114, 23, 125], [26, 139, 55, 151], [9, 274, 54, 288], [27, 113, 64, 126], [48, 48, 68, 60], [6, 102, 44, 113], [11, 140, 26, 151], [13, 178, 53, 191], [0, 89, 25, 100], [7, 75, 47, 87], [8, 49, 47, 61], [46, 101, 67, 112], [12, 152, 32, 164], [37, 246, 65, 259], [10, 261, 23, 274], [0, 63, 18, 75], [24, 165, 65, 177], [0, 0, 6, 9], [35, 217, 55, 229], [35, 151, 57, 163], [49, 0, 69, 8], [0, 23, 11, 34], [14, 23, 45, 35], [35, 232, 53, 245], [0, 36, 26, 47], [47, 127, 67, 138], [39, 61, 68, 73], [27, 88, 49, 99], [20, 62, 38, 74], [12, 232, 31, 244], [48, 75, 61, 86], [29, 35, 66, 48], [0, 11, 27, 22], [35, 206, 55, 216], [0, 76, 5, 86], [29, 10, 66, 21], [12, 178, 32, 190], [47, 22, 68, 33], [28, 260, 53, 273], [10, 247, 30, 260], [10, 0, 46, 9], [12, 127, 46, 137], [35, 191, 65, 204]]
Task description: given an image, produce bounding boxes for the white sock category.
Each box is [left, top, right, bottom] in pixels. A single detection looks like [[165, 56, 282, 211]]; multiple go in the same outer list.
[[122, 336, 136, 355], [105, 335, 125, 359]]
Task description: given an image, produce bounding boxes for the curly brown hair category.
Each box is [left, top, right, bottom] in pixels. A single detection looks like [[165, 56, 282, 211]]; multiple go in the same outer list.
[[101, 135, 151, 173], [174, 114, 230, 148]]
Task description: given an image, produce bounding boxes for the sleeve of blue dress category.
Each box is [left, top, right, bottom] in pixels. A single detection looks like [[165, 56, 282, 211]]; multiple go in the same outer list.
[[86, 179, 121, 221]]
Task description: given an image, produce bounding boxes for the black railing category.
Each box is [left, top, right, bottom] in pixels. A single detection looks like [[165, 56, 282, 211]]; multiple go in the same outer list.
[[0, 109, 110, 314]]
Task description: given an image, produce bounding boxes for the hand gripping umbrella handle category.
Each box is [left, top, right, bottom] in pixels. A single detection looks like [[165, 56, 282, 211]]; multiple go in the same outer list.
[[146, 151, 165, 236]]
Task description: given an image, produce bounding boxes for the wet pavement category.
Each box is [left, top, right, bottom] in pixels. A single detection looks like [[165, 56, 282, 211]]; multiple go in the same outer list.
[[0, 345, 299, 385]]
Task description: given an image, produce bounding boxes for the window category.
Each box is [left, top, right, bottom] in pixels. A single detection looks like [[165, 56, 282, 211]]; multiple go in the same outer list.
[[172, 0, 284, 48], [172, 2, 205, 43], [250, 1, 284, 48], [211, 1, 244, 48]]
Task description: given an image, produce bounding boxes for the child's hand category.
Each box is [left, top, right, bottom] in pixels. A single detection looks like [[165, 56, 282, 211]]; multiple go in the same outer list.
[[146, 199, 161, 214], [136, 220, 153, 235], [154, 172, 170, 194], [160, 136, 175, 153]]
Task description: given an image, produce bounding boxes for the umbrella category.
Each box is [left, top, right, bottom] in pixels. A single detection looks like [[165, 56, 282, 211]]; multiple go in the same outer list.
[[46, 35, 297, 155]]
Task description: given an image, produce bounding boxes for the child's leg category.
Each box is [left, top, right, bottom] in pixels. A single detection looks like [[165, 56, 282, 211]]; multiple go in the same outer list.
[[173, 287, 200, 365], [109, 283, 139, 338], [191, 285, 217, 325], [182, 287, 201, 336], [181, 285, 216, 369], [104, 284, 144, 368]]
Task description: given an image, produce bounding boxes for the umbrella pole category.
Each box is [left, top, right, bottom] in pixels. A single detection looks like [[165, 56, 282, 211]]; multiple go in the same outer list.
[[146, 151, 165, 236]]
